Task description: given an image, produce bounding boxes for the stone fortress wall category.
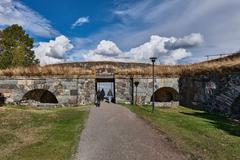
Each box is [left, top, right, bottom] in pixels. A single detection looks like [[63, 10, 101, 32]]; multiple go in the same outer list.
[[0, 62, 239, 117], [179, 71, 240, 118], [0, 76, 95, 105], [0, 76, 179, 106]]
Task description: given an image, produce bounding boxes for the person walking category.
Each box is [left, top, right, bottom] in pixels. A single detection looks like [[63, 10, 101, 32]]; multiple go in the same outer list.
[[107, 89, 113, 103], [95, 90, 101, 107], [100, 89, 105, 101]]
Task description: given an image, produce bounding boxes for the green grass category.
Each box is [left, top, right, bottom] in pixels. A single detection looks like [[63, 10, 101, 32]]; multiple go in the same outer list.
[[0, 105, 90, 160], [123, 104, 240, 160]]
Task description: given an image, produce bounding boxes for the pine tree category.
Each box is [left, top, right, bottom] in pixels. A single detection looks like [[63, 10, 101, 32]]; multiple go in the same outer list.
[[0, 24, 39, 69]]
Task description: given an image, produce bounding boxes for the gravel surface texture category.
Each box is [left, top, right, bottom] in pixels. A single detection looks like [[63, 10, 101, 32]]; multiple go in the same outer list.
[[74, 102, 187, 160]]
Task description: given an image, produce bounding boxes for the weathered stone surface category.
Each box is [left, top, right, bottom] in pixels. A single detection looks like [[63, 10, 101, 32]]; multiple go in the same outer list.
[[0, 76, 179, 106], [0, 84, 18, 89], [179, 71, 240, 117], [116, 77, 179, 105], [0, 77, 95, 105]]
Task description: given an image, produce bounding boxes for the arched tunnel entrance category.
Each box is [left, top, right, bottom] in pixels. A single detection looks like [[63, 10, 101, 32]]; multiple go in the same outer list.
[[232, 95, 240, 115], [22, 89, 58, 103], [151, 87, 179, 102], [0, 93, 5, 106]]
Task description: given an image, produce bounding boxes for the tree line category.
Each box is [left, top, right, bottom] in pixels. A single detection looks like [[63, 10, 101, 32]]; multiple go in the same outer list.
[[0, 24, 39, 69]]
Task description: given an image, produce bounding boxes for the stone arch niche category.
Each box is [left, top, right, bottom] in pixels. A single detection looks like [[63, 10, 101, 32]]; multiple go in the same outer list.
[[231, 95, 240, 115], [151, 87, 179, 102], [22, 89, 58, 103], [0, 93, 6, 106]]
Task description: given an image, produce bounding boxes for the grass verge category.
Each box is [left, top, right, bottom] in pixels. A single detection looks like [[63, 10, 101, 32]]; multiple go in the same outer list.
[[123, 104, 240, 160], [0, 105, 90, 160]]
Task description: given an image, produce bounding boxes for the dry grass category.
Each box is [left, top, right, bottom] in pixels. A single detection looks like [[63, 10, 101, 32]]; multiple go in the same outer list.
[[116, 53, 240, 76], [0, 53, 239, 77], [0, 65, 94, 77], [0, 105, 89, 160]]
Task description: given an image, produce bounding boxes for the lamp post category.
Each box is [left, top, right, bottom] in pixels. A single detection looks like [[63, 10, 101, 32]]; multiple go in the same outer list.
[[134, 81, 139, 105], [150, 57, 157, 113]]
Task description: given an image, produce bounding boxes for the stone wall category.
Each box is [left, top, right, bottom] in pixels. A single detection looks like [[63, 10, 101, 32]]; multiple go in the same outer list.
[[0, 77, 95, 105], [179, 71, 240, 117], [0, 76, 179, 106], [116, 77, 179, 105]]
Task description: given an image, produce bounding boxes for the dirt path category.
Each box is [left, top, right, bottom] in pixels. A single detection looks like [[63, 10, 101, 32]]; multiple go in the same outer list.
[[74, 102, 187, 160]]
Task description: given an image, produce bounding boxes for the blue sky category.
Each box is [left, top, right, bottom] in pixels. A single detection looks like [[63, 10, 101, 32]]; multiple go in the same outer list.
[[1, 0, 240, 65], [21, 0, 116, 38]]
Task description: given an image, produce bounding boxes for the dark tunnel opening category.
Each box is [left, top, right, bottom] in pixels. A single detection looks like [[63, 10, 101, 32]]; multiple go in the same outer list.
[[151, 87, 179, 102], [22, 89, 58, 104], [0, 93, 6, 106]]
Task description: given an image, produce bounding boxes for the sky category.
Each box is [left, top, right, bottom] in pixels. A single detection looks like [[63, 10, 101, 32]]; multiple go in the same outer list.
[[0, 0, 240, 65]]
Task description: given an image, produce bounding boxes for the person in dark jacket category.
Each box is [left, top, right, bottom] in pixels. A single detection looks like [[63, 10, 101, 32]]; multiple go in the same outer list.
[[95, 90, 101, 107], [100, 89, 105, 101]]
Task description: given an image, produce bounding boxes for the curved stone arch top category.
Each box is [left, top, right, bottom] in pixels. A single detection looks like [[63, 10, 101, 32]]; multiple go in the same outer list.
[[22, 89, 58, 103], [151, 87, 179, 102], [155, 77, 179, 92]]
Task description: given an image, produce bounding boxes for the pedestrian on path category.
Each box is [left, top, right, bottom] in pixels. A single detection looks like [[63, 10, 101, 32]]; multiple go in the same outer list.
[[95, 90, 101, 107], [100, 89, 105, 101], [107, 89, 113, 103]]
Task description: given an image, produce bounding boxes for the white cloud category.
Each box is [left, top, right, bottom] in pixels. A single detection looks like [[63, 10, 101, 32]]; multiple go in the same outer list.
[[162, 49, 191, 65], [80, 40, 122, 61], [124, 34, 198, 64], [35, 33, 202, 65], [75, 33, 203, 64], [72, 17, 89, 28], [91, 40, 122, 57], [33, 35, 73, 65], [0, 0, 59, 37], [165, 33, 204, 50]]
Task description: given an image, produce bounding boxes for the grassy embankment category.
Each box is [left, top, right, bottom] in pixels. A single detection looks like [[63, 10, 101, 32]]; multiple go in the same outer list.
[[123, 104, 240, 160], [0, 105, 89, 160], [0, 52, 239, 77]]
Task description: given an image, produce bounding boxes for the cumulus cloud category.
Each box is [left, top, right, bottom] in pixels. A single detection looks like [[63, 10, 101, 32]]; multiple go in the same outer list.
[[0, 0, 59, 37], [162, 49, 191, 64], [34, 33, 203, 65], [77, 33, 203, 64], [165, 33, 204, 50], [91, 40, 122, 57], [33, 35, 73, 65], [80, 40, 122, 61], [72, 17, 89, 28]]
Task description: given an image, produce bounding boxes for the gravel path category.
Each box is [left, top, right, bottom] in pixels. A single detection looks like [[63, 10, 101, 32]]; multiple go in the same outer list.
[[74, 102, 187, 160]]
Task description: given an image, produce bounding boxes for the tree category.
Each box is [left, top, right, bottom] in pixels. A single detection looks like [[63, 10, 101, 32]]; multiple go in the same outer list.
[[0, 24, 39, 69]]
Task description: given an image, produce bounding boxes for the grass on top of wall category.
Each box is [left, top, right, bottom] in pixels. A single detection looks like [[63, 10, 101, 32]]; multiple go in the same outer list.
[[0, 105, 89, 160], [0, 52, 239, 77], [0, 65, 94, 77], [116, 52, 240, 77], [123, 104, 240, 160]]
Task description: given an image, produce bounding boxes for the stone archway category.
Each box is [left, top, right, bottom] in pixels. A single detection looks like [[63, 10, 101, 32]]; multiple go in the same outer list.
[[151, 87, 179, 102], [0, 93, 5, 105], [232, 95, 240, 115], [22, 89, 58, 103]]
